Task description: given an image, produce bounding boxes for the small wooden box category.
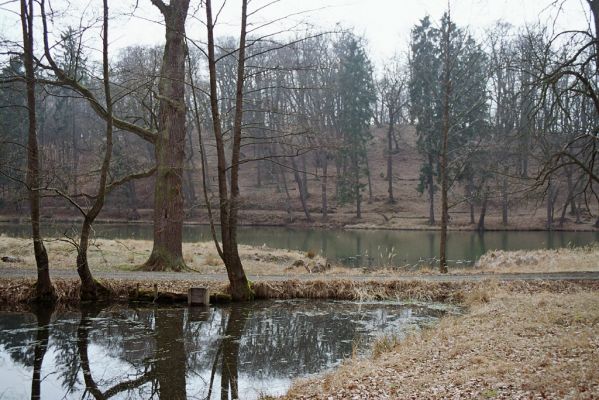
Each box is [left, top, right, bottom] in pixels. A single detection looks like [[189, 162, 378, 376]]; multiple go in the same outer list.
[[188, 287, 210, 306]]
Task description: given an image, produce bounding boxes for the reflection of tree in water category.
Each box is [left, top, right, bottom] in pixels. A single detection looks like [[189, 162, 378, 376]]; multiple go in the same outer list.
[[0, 312, 38, 366], [0, 301, 442, 399], [76, 305, 156, 399], [31, 304, 54, 400]]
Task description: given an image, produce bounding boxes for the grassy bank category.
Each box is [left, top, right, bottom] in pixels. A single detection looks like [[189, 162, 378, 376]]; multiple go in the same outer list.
[[0, 236, 330, 275], [1, 236, 599, 277], [283, 283, 599, 399]]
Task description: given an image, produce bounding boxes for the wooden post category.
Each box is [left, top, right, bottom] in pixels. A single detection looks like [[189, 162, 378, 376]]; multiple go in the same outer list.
[[188, 287, 210, 306]]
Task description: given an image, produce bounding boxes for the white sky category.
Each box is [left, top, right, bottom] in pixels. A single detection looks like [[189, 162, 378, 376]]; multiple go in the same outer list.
[[0, 0, 593, 68]]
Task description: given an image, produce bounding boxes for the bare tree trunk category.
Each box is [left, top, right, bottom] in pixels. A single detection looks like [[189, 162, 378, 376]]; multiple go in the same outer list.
[[144, 0, 190, 271], [322, 152, 328, 220], [75, 0, 114, 301], [546, 179, 558, 230], [291, 156, 313, 222], [501, 173, 509, 225], [71, 98, 79, 195], [21, 0, 55, 302], [301, 154, 309, 199], [439, 10, 452, 273], [387, 112, 395, 203], [185, 127, 197, 206], [466, 180, 475, 224], [278, 163, 294, 222], [205, 0, 252, 301], [477, 187, 489, 232]]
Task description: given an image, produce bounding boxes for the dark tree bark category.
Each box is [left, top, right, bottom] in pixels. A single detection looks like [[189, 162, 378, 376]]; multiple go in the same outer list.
[[144, 0, 190, 271], [205, 0, 252, 301], [21, 0, 56, 302], [477, 187, 489, 232], [76, 0, 113, 300]]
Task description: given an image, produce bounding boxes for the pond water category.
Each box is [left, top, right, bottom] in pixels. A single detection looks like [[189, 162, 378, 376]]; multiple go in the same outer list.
[[1, 223, 598, 267], [0, 300, 445, 399]]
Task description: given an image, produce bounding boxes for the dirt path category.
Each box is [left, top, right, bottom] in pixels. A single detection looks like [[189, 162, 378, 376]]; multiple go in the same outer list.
[[2, 266, 598, 282]]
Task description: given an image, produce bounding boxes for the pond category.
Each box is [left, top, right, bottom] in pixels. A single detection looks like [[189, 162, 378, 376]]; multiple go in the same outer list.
[[1, 223, 598, 267], [0, 300, 446, 399]]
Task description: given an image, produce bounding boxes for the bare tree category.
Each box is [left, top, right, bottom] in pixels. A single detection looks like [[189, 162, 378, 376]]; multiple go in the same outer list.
[[204, 0, 253, 301], [20, 0, 56, 302]]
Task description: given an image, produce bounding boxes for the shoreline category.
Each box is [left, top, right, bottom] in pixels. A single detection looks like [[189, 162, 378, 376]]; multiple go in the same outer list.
[[1, 216, 598, 233]]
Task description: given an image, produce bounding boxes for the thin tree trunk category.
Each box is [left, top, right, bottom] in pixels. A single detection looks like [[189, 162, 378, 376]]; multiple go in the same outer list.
[[144, 0, 190, 271], [278, 163, 293, 222], [501, 173, 509, 225], [205, 0, 252, 301], [21, 0, 55, 302], [477, 187, 489, 232], [291, 156, 313, 222], [76, 0, 113, 301], [322, 152, 328, 220], [546, 179, 558, 230], [387, 112, 395, 203], [439, 11, 452, 273], [466, 181, 475, 224], [301, 154, 309, 199]]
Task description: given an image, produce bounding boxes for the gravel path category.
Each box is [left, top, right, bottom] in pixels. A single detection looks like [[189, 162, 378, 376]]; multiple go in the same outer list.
[[1, 266, 598, 282]]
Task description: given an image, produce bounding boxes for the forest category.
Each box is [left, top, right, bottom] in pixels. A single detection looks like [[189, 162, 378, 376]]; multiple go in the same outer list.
[[0, 0, 598, 301]]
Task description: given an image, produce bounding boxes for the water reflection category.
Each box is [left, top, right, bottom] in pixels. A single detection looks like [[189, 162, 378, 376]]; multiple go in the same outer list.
[[0, 301, 443, 399], [2, 223, 597, 267]]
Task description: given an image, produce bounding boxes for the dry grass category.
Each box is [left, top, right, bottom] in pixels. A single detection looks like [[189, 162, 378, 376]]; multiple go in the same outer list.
[[283, 284, 599, 399], [0, 277, 229, 306], [0, 236, 335, 275], [469, 245, 599, 274], [3, 235, 598, 277]]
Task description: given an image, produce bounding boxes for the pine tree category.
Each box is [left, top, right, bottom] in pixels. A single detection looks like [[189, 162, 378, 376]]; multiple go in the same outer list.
[[335, 34, 375, 218]]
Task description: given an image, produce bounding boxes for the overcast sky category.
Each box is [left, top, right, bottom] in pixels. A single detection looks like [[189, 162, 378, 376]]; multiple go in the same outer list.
[[0, 0, 593, 67]]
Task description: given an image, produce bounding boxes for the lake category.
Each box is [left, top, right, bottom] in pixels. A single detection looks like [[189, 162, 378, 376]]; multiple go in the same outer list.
[[0, 300, 447, 399], [1, 223, 598, 267]]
